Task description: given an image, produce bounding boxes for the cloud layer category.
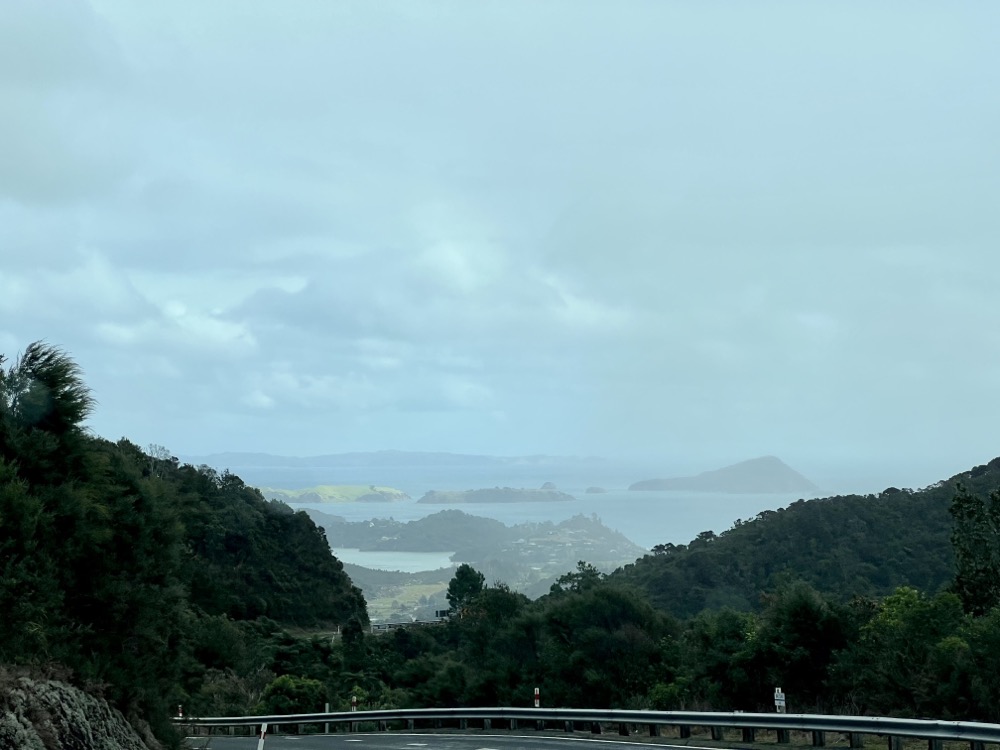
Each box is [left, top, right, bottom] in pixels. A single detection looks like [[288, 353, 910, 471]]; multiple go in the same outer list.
[[3, 1, 999, 490]]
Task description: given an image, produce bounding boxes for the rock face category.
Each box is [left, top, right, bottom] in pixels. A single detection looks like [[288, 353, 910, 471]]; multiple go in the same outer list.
[[629, 456, 819, 494], [0, 673, 155, 750]]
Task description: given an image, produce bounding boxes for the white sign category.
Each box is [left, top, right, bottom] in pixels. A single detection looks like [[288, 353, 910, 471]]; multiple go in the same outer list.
[[774, 687, 786, 714]]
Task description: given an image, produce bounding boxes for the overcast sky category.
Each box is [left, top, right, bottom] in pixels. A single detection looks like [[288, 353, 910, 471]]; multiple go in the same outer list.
[[2, 1, 998, 491]]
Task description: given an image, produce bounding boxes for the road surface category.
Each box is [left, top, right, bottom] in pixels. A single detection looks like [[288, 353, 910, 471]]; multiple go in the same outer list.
[[184, 731, 715, 750]]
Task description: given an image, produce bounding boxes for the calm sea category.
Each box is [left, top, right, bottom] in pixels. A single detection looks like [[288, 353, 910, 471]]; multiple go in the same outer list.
[[291, 487, 808, 551], [215, 462, 812, 554]]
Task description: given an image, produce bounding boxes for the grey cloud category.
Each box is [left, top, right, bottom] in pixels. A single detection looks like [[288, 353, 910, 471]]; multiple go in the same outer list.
[[5, 1, 1000, 488]]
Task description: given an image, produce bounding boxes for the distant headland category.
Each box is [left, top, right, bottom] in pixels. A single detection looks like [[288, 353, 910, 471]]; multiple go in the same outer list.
[[629, 456, 818, 494]]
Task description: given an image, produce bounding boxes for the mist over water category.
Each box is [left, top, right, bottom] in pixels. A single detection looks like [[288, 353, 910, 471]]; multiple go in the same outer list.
[[293, 489, 806, 551], [211, 459, 823, 551]]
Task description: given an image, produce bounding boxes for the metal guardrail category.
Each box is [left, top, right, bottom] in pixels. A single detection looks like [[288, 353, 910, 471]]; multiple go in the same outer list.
[[175, 707, 1000, 746]]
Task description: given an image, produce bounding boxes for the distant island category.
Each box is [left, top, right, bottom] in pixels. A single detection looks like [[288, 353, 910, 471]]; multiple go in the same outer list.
[[417, 487, 575, 504], [259, 484, 410, 504], [629, 456, 818, 494]]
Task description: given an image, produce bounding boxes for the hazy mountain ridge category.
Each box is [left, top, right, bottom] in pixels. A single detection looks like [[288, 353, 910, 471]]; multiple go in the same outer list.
[[630, 455, 819, 494], [185, 449, 605, 469]]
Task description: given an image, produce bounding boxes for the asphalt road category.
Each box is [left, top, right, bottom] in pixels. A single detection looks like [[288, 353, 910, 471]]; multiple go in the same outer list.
[[184, 732, 713, 750]]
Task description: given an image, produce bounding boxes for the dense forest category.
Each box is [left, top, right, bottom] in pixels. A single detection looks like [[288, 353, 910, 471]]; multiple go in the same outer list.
[[5, 342, 1000, 748], [613, 464, 1000, 617], [0, 343, 367, 743]]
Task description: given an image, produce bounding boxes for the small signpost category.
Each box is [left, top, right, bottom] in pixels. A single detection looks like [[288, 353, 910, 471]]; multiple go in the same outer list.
[[534, 687, 540, 708], [775, 687, 787, 713]]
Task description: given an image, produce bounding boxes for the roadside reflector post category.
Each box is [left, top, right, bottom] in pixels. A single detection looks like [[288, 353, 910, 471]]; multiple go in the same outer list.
[[325, 702, 330, 734], [257, 722, 268, 750]]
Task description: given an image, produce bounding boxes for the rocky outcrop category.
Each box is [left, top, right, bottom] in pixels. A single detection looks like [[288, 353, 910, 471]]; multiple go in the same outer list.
[[0, 672, 155, 750]]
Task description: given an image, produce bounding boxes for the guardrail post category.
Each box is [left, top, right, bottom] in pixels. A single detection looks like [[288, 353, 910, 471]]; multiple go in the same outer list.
[[889, 736, 903, 750], [679, 725, 691, 739], [460, 719, 468, 730], [711, 726, 724, 740], [778, 729, 791, 743], [407, 719, 415, 730], [812, 730, 826, 746], [483, 719, 491, 730], [971, 741, 986, 750], [743, 728, 756, 742], [591, 722, 603, 735], [510, 719, 518, 731], [928, 740, 942, 750], [648, 723, 660, 737], [379, 721, 388, 732], [618, 723, 630, 736], [565, 721, 574, 733], [850, 734, 863, 748]]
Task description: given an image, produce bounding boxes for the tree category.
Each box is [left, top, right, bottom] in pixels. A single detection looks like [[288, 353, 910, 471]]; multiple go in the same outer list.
[[259, 674, 325, 715], [447, 564, 485, 612], [949, 483, 1000, 616], [549, 561, 604, 595]]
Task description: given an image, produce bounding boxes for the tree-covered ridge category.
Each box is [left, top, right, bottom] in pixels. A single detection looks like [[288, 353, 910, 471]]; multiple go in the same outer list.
[[613, 462, 1000, 618], [10, 341, 1000, 741], [0, 343, 366, 743]]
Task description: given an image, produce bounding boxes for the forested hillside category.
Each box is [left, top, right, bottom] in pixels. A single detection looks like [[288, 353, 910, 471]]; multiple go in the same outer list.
[[613, 462, 1000, 618], [7, 342, 1000, 739], [0, 343, 366, 744]]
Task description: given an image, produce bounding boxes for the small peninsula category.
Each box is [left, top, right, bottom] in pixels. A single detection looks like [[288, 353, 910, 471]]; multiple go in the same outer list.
[[417, 487, 575, 504], [629, 456, 818, 494]]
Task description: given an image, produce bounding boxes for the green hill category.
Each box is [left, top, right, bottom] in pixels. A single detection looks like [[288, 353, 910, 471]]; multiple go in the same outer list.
[[0, 342, 367, 743], [614, 457, 1000, 618]]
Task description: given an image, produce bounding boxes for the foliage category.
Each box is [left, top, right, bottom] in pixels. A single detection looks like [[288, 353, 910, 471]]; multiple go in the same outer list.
[[613, 465, 1000, 619], [949, 483, 1000, 615], [9, 341, 1000, 738], [446, 564, 485, 611], [0, 342, 367, 745]]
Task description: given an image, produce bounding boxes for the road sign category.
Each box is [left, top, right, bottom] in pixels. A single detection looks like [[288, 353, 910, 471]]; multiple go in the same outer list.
[[774, 687, 786, 713]]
